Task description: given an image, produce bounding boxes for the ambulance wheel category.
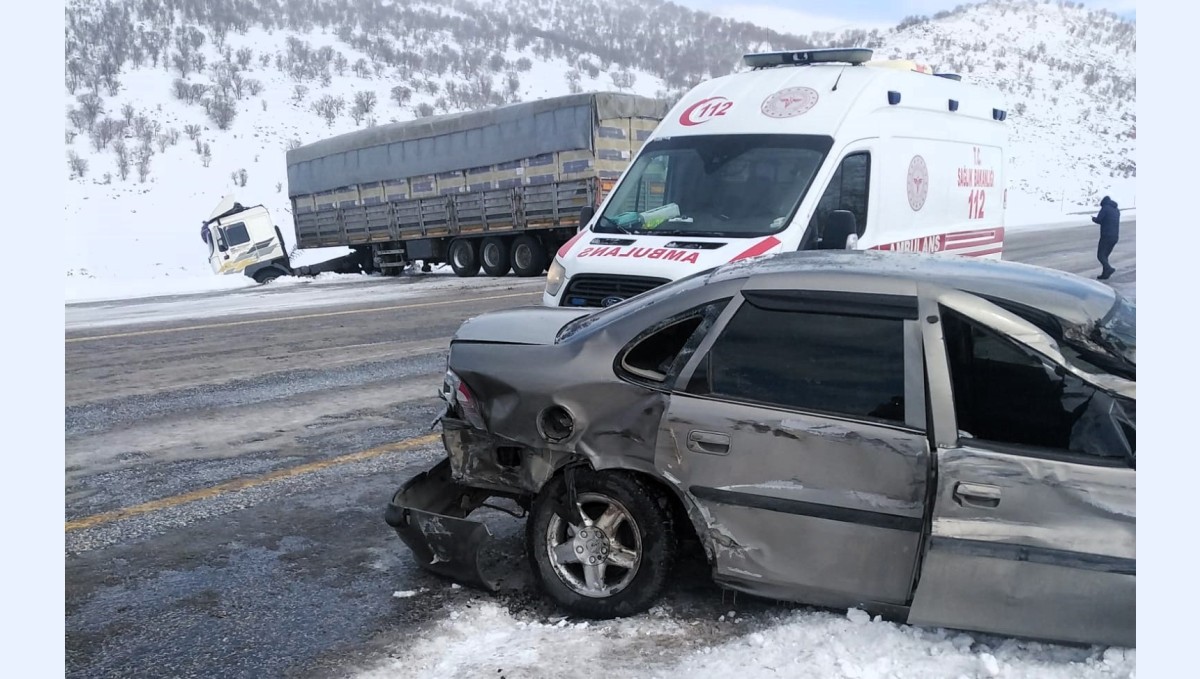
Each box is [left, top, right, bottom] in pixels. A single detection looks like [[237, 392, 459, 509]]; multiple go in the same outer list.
[[448, 238, 481, 278], [511, 235, 547, 277], [481, 237, 512, 277]]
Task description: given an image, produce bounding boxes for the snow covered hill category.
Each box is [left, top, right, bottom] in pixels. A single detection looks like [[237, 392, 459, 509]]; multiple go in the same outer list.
[[63, 0, 1135, 284], [874, 1, 1135, 211]]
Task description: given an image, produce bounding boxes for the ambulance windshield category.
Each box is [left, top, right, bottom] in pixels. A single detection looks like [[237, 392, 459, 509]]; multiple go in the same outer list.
[[596, 134, 833, 238]]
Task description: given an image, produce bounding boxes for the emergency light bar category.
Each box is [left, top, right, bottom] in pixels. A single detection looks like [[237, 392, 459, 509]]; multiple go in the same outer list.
[[743, 48, 874, 69]]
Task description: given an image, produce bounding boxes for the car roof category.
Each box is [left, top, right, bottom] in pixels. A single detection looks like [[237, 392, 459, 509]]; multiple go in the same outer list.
[[711, 250, 1120, 327]]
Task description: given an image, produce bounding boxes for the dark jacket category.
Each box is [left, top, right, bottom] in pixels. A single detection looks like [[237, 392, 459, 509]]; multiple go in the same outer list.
[[1092, 196, 1120, 240]]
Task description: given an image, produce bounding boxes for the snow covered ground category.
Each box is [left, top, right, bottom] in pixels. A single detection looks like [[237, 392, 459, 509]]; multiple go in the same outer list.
[[65, 266, 544, 329], [356, 599, 1135, 679]]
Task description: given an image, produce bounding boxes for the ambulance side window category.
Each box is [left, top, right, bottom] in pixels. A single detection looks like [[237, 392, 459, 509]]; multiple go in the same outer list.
[[808, 153, 871, 240]]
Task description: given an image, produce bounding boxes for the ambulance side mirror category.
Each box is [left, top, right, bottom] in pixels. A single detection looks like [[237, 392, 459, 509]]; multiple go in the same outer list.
[[821, 210, 858, 250], [579, 205, 595, 229]]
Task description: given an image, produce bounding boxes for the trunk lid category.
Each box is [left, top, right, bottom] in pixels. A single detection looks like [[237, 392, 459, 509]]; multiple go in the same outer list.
[[453, 306, 595, 345]]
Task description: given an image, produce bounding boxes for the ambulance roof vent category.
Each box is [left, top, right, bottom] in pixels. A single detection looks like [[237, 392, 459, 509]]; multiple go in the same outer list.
[[743, 48, 874, 70]]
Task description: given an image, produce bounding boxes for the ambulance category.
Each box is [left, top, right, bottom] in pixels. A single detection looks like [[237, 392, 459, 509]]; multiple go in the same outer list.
[[544, 48, 1009, 307]]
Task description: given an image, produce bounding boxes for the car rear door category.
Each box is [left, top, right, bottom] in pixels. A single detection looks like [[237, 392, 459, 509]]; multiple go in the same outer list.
[[907, 292, 1135, 647], [657, 283, 932, 610]]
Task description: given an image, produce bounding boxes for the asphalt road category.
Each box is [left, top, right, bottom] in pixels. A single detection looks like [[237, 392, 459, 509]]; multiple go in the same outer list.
[[64, 222, 1136, 679]]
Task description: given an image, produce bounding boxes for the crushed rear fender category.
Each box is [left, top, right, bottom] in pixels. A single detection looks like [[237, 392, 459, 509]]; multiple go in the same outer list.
[[383, 457, 502, 592]]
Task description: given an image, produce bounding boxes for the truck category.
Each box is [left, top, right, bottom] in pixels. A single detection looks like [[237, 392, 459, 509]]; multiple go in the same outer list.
[[544, 48, 1011, 307], [202, 92, 669, 284], [201, 195, 378, 281]]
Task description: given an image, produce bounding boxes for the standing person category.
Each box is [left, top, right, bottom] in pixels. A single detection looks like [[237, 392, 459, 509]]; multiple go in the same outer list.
[[1091, 195, 1120, 280]]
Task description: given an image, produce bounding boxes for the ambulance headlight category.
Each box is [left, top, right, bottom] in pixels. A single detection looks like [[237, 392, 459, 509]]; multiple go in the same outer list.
[[545, 259, 567, 297]]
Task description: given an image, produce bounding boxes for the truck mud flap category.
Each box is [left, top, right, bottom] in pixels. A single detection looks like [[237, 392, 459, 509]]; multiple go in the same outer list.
[[384, 457, 502, 592]]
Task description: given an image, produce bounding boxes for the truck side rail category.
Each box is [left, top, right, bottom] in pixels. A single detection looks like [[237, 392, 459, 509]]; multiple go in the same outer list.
[[293, 178, 597, 248]]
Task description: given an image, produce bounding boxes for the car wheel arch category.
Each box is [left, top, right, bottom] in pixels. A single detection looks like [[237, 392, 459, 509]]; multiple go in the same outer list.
[[542, 456, 707, 561]]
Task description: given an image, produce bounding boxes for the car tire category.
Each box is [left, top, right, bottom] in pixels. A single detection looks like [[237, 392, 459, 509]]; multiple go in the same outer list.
[[510, 235, 547, 277], [448, 238, 481, 278], [526, 469, 676, 619], [480, 237, 512, 277]]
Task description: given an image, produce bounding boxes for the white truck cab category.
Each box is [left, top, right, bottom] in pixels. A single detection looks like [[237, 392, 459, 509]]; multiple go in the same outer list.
[[202, 195, 289, 282], [545, 48, 1009, 307]]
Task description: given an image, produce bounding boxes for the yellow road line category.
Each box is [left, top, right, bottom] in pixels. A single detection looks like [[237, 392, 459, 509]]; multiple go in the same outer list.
[[65, 433, 441, 532], [66, 290, 541, 344]]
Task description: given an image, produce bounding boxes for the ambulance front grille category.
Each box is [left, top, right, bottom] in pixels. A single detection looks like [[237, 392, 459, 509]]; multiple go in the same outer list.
[[560, 274, 670, 307]]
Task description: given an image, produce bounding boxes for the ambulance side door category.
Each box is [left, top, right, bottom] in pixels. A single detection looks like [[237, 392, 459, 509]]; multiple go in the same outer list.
[[797, 142, 874, 251]]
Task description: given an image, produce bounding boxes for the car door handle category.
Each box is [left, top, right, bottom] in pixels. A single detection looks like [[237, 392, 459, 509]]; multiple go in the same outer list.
[[953, 482, 1001, 508], [687, 431, 730, 455]]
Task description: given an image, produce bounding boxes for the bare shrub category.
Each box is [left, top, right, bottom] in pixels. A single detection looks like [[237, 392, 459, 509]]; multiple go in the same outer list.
[[68, 151, 88, 179], [312, 94, 345, 127], [114, 139, 130, 180]]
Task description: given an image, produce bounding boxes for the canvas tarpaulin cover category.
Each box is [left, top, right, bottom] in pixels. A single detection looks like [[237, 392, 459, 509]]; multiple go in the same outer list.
[[285, 92, 669, 198]]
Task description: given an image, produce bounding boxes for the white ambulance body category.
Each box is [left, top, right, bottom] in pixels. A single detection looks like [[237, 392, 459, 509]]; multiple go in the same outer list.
[[544, 48, 1009, 307]]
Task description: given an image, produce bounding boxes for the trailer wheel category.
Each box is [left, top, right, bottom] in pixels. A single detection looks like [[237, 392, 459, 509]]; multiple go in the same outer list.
[[480, 237, 512, 277], [448, 239, 481, 278], [511, 235, 547, 277]]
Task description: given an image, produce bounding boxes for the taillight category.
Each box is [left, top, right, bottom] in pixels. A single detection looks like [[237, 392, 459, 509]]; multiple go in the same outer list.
[[443, 369, 486, 431]]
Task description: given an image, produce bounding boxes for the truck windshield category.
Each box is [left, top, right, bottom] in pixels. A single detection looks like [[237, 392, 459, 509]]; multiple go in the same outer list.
[[596, 134, 833, 239]]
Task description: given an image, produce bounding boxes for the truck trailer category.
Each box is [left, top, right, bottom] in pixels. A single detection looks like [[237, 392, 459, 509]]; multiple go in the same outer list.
[[204, 92, 669, 283]]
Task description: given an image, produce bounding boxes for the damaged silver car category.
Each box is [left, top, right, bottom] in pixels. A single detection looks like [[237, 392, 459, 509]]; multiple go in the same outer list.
[[385, 250, 1135, 647]]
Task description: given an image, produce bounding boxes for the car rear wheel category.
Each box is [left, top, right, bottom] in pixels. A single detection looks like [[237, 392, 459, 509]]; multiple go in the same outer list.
[[526, 469, 675, 618]]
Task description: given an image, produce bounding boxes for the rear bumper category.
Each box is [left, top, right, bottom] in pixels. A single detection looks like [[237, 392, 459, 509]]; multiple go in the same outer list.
[[384, 457, 504, 591]]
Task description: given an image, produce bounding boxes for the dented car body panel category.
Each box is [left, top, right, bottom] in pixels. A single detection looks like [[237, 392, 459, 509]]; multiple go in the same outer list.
[[659, 397, 931, 608], [907, 446, 1135, 647], [385, 250, 1135, 647]]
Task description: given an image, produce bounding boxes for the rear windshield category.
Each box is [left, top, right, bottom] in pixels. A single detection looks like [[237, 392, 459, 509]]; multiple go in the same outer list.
[[596, 134, 833, 239]]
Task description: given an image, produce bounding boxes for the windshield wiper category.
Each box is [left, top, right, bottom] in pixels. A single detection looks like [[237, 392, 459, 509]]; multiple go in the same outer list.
[[597, 214, 632, 235], [645, 228, 730, 237]]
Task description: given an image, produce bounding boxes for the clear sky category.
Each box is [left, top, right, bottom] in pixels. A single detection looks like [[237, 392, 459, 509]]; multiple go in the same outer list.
[[676, 0, 1136, 33]]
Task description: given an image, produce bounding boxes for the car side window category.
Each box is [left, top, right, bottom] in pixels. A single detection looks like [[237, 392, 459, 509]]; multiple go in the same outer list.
[[618, 300, 729, 386], [806, 152, 870, 242], [939, 307, 1134, 460], [685, 298, 907, 423]]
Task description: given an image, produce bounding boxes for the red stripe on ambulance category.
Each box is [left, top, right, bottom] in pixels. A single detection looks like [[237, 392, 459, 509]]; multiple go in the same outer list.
[[873, 227, 1005, 257], [730, 236, 782, 262], [557, 229, 588, 258]]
